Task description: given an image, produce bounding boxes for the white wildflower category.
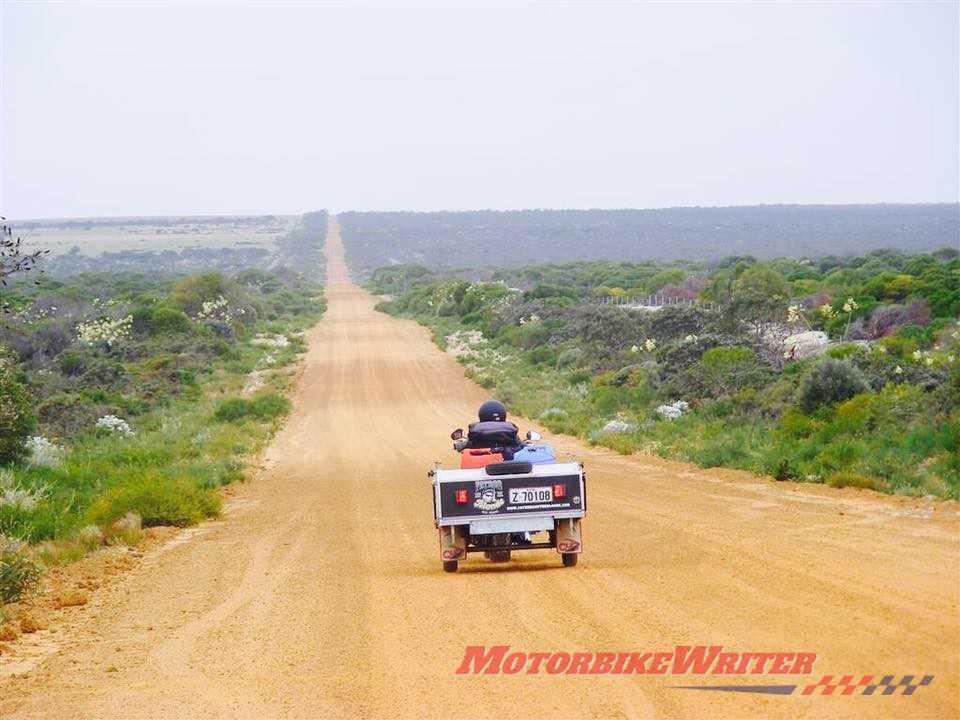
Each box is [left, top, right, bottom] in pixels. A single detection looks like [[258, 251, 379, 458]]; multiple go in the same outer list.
[[894, 365, 903, 374], [25, 436, 64, 468], [842, 297, 858, 313], [600, 420, 636, 434], [252, 334, 290, 349], [644, 338, 657, 352], [539, 407, 567, 420], [76, 315, 133, 346], [197, 295, 230, 321], [656, 400, 689, 419], [95, 415, 135, 438], [818, 303, 837, 319], [684, 334, 698, 343], [630, 344, 639, 353], [0, 470, 47, 510], [912, 350, 923, 361]]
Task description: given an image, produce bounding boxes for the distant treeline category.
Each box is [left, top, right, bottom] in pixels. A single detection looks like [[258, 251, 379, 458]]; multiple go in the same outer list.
[[11, 215, 288, 231], [339, 204, 960, 272]]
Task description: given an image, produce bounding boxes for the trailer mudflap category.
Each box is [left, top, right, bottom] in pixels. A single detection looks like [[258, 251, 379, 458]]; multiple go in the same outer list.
[[556, 517, 582, 554], [439, 524, 467, 561]]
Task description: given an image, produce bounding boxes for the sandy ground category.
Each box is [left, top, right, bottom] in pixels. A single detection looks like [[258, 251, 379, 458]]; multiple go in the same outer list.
[[1, 219, 958, 719]]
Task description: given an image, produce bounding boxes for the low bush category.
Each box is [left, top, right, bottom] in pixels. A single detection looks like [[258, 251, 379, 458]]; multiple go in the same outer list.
[[827, 472, 887, 491], [148, 307, 193, 335], [87, 475, 221, 528], [799, 358, 869, 413], [0, 348, 36, 463], [214, 393, 291, 423], [0, 537, 42, 603]]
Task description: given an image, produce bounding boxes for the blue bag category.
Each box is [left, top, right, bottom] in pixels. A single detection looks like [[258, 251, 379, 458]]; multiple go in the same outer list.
[[513, 444, 557, 465]]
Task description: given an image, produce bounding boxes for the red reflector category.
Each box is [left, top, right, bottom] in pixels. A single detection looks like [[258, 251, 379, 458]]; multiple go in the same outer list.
[[455, 489, 469, 504], [553, 484, 566, 498]]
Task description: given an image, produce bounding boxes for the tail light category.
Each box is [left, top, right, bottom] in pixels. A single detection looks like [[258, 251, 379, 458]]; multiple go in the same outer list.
[[455, 489, 469, 504], [553, 484, 566, 498]]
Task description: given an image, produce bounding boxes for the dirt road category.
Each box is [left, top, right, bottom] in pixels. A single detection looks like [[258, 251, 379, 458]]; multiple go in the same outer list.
[[2, 219, 958, 719]]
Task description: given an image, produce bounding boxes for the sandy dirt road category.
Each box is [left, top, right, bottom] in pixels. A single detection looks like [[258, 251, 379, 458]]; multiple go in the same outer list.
[[2, 219, 958, 720]]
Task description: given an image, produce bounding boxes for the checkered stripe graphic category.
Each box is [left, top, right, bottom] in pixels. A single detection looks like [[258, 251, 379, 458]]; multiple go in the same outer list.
[[863, 675, 935, 696], [802, 675, 934, 696]]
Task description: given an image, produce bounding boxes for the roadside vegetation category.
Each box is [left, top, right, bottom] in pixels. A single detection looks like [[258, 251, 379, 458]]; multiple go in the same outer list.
[[0, 213, 327, 604], [370, 247, 960, 500]]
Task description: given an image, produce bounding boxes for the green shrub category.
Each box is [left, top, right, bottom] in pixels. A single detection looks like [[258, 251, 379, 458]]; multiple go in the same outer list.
[[556, 348, 583, 368], [827, 472, 886, 491], [214, 393, 290, 423], [0, 348, 36, 463], [826, 343, 862, 360], [591, 371, 616, 388], [779, 410, 819, 438], [88, 475, 221, 527], [0, 537, 41, 603], [704, 397, 734, 419], [57, 350, 87, 376], [526, 346, 557, 366], [214, 398, 254, 422], [249, 393, 291, 419], [148, 307, 193, 335], [611, 364, 644, 387], [769, 457, 798, 481], [700, 346, 767, 397], [168, 273, 227, 315], [37, 393, 102, 437], [799, 358, 869, 412], [691, 440, 749, 468]]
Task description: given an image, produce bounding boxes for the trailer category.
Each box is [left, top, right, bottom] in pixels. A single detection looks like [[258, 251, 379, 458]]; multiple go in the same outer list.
[[430, 459, 586, 573]]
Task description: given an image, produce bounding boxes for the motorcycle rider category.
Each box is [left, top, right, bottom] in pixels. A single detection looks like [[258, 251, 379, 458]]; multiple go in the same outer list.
[[467, 400, 522, 459], [467, 400, 533, 545]]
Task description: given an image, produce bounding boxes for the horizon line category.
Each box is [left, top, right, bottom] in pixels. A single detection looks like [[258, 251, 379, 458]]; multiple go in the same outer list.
[[7, 200, 960, 224]]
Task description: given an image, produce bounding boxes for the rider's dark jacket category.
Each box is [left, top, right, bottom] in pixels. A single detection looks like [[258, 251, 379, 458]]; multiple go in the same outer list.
[[467, 421, 521, 450]]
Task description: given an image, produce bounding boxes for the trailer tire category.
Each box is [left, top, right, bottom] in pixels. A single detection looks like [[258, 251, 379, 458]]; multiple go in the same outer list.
[[489, 533, 511, 562], [443, 560, 459, 573], [561, 552, 578, 567]]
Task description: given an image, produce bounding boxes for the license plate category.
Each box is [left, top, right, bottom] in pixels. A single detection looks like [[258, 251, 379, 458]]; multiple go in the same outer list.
[[509, 487, 553, 504]]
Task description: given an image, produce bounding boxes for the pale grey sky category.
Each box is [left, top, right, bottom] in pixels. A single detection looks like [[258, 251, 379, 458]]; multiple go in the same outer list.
[[1, 1, 958, 219]]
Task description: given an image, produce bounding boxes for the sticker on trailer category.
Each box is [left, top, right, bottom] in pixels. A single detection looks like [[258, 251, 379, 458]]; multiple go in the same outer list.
[[473, 479, 504, 513]]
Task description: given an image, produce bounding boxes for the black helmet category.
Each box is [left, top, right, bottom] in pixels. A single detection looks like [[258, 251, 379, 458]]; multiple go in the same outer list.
[[478, 399, 507, 422]]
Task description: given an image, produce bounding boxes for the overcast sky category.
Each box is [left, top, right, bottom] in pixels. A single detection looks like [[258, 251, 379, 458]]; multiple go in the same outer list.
[[1, 1, 958, 219]]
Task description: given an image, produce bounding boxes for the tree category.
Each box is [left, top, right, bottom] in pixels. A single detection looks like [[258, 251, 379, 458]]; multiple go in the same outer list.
[[1, 219, 48, 312], [700, 346, 766, 396], [725, 264, 790, 337]]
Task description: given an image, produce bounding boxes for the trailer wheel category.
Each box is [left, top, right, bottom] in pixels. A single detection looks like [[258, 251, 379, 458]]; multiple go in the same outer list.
[[561, 553, 578, 567], [489, 533, 511, 562], [443, 560, 459, 573]]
